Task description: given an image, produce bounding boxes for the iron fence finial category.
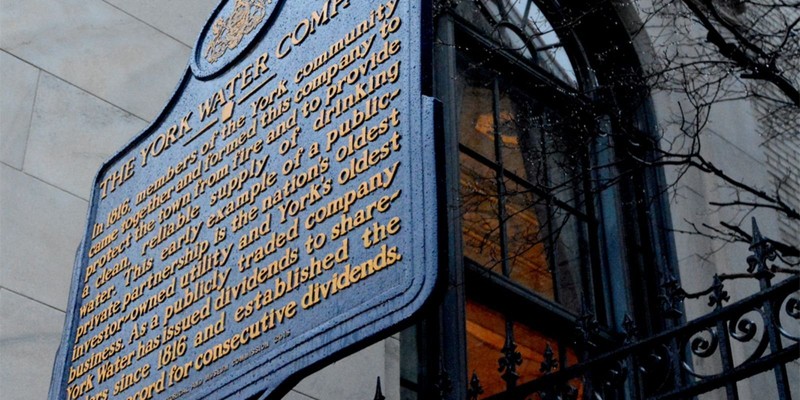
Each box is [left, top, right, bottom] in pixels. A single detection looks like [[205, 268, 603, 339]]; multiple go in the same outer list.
[[373, 377, 385, 400]]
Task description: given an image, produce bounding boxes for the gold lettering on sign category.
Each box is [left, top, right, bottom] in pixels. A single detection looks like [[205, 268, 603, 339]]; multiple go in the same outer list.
[[68, 1, 412, 398], [99, 158, 136, 199], [275, 0, 352, 59]]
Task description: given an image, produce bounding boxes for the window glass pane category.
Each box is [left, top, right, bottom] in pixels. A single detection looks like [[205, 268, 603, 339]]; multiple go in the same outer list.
[[455, 54, 589, 207], [503, 178, 554, 299], [456, 73, 497, 164], [456, 56, 590, 311], [501, 179, 586, 311], [461, 154, 504, 273], [496, 91, 545, 181], [505, 0, 577, 85], [547, 206, 586, 313], [453, 0, 578, 87], [499, 84, 588, 198], [465, 300, 581, 398]]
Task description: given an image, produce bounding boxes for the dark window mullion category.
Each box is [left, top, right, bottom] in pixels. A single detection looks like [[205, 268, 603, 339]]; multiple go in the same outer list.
[[543, 119, 570, 370], [433, 13, 468, 400], [491, 77, 523, 391], [538, 120, 564, 307], [457, 144, 593, 222], [580, 135, 605, 326], [491, 77, 511, 279]]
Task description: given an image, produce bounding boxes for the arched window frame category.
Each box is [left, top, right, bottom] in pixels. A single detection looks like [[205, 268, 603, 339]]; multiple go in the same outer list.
[[400, 1, 678, 399]]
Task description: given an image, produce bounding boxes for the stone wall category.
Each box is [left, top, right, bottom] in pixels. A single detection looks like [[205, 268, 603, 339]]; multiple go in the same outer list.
[[628, 2, 799, 399]]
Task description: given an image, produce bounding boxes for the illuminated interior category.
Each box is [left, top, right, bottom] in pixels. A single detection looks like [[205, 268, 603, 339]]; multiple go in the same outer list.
[[465, 300, 581, 398]]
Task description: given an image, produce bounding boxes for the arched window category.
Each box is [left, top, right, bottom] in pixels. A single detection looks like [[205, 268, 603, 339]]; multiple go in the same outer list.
[[401, 1, 675, 399]]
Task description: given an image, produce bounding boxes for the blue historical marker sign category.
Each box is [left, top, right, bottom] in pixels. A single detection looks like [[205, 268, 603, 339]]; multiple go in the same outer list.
[[49, 1, 439, 399]]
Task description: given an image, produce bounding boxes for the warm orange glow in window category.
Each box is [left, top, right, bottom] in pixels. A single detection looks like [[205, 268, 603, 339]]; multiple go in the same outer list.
[[460, 153, 555, 299], [465, 300, 581, 398]]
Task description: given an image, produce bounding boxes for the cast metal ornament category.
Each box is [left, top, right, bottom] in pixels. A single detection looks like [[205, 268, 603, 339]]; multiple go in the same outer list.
[[205, 0, 268, 63], [467, 371, 484, 400]]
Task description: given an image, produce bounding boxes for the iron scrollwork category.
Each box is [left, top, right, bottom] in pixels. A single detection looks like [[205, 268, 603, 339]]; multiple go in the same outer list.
[[481, 219, 798, 400]]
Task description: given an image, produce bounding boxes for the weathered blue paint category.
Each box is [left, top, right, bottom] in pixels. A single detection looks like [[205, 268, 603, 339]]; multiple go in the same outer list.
[[49, 1, 438, 399]]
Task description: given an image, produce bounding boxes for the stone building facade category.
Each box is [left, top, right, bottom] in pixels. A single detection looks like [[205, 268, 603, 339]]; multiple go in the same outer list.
[[1, 1, 796, 400]]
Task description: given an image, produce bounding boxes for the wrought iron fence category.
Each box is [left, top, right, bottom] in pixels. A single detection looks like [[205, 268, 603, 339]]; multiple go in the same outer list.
[[481, 218, 799, 400], [371, 218, 799, 400]]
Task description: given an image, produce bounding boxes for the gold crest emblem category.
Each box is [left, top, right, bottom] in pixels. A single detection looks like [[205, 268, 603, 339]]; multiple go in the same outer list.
[[205, 0, 268, 63]]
